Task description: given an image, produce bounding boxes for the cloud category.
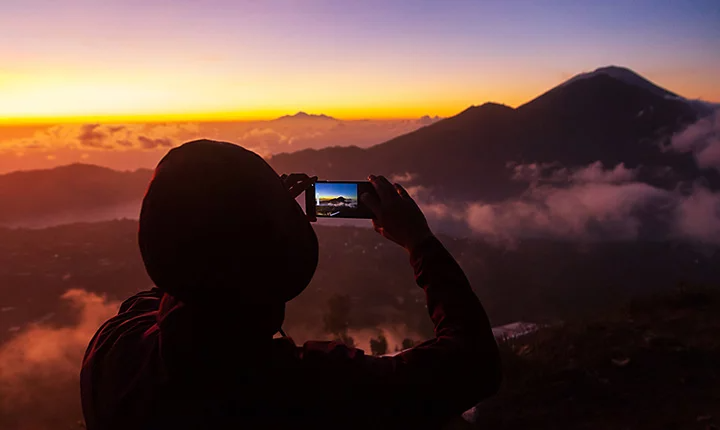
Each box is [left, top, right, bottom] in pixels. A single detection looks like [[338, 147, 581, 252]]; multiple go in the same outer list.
[[0, 123, 201, 153], [569, 161, 637, 183], [674, 186, 720, 243], [464, 182, 672, 243], [78, 124, 110, 149], [416, 115, 442, 126], [510, 161, 637, 184], [669, 110, 720, 171], [509, 161, 561, 183], [410, 161, 720, 246], [390, 172, 417, 183], [137, 135, 174, 149], [236, 128, 291, 157], [0, 289, 119, 429], [0, 117, 437, 163]]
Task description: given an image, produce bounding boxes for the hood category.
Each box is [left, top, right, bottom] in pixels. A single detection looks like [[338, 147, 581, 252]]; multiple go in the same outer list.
[[138, 139, 318, 305]]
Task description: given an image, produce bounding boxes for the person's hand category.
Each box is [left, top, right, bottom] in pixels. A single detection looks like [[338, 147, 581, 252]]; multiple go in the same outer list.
[[361, 175, 434, 252], [281, 173, 318, 222], [280, 173, 317, 199]]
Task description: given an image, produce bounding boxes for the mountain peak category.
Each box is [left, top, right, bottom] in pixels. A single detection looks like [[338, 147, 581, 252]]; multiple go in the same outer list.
[[458, 102, 514, 116], [275, 112, 336, 121], [560, 65, 678, 99]]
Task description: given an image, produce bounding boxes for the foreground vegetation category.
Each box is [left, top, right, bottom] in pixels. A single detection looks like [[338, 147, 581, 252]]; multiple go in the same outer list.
[[467, 286, 720, 430]]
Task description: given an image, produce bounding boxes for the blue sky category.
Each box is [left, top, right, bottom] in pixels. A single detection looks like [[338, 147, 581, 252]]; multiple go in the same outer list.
[[317, 183, 358, 201]]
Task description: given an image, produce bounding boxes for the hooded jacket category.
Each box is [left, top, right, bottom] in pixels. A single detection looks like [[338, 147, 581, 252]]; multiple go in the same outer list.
[[80, 140, 501, 430]]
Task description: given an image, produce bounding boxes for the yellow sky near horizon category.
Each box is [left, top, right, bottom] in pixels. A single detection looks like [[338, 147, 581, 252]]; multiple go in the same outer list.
[[0, 69, 538, 125], [1, 66, 716, 126]]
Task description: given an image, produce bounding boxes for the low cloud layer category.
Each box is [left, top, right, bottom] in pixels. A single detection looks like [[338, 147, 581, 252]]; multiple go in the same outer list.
[[0, 116, 441, 172], [0, 290, 119, 429], [509, 160, 637, 184], [669, 110, 720, 171], [465, 182, 672, 242], [404, 161, 720, 246], [2, 123, 200, 154], [674, 186, 720, 243]]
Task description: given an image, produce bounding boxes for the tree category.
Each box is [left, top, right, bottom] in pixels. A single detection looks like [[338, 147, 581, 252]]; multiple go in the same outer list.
[[401, 338, 415, 350], [323, 294, 355, 347], [370, 331, 388, 356]]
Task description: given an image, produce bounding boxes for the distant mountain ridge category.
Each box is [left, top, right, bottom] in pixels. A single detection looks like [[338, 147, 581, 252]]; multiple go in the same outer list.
[[322, 196, 353, 205], [1, 66, 717, 226], [274, 112, 337, 121], [269, 66, 718, 201], [0, 164, 151, 226]]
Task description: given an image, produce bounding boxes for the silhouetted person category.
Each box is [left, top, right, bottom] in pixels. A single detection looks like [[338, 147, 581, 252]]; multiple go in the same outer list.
[[80, 139, 501, 430]]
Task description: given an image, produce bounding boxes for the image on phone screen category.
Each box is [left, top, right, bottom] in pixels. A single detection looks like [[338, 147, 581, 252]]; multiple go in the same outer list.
[[316, 182, 358, 217], [307, 181, 376, 219]]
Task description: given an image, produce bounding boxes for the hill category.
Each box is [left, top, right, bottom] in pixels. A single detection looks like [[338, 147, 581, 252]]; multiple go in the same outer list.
[[466, 286, 720, 429], [0, 164, 152, 227]]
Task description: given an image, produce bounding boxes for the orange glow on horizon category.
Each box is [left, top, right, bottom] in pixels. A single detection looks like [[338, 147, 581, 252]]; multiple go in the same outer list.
[[1, 68, 717, 126], [0, 65, 540, 125], [0, 104, 513, 125], [0, 92, 534, 125]]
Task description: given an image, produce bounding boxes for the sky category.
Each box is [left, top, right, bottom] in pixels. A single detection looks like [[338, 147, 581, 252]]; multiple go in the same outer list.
[[316, 183, 358, 201], [0, 0, 718, 123]]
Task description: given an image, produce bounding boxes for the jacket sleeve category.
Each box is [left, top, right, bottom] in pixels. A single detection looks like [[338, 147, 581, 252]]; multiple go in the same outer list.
[[398, 235, 502, 413], [305, 236, 501, 422]]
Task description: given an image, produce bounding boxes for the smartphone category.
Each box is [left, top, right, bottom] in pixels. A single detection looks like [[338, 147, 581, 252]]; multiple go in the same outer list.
[[305, 181, 377, 219]]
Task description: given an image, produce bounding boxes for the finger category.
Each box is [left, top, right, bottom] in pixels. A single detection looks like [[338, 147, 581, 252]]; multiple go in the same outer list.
[[395, 183, 423, 213], [285, 173, 309, 184], [288, 177, 316, 198], [370, 175, 397, 202], [394, 183, 410, 198], [361, 192, 382, 218], [287, 176, 316, 192]]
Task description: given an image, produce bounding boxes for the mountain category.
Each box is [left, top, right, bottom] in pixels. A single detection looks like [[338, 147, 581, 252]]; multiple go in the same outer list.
[[559, 65, 679, 99], [325, 196, 347, 204], [274, 112, 337, 121], [0, 164, 152, 227], [1, 66, 717, 225], [269, 66, 718, 202]]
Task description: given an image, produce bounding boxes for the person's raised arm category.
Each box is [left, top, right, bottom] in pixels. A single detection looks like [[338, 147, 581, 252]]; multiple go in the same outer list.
[[359, 175, 502, 421]]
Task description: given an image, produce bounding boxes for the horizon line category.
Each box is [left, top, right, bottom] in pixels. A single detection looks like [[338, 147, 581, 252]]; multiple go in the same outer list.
[[0, 109, 459, 126]]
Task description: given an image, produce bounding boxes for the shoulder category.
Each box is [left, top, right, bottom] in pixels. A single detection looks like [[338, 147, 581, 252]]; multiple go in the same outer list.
[[80, 290, 165, 427], [83, 289, 163, 366], [118, 288, 164, 314]]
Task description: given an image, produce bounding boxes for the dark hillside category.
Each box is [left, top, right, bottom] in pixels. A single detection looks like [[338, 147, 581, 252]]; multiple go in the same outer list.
[[468, 287, 720, 429]]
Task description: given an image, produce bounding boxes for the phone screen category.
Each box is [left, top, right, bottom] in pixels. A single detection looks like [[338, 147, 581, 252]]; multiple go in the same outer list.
[[306, 181, 376, 219]]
